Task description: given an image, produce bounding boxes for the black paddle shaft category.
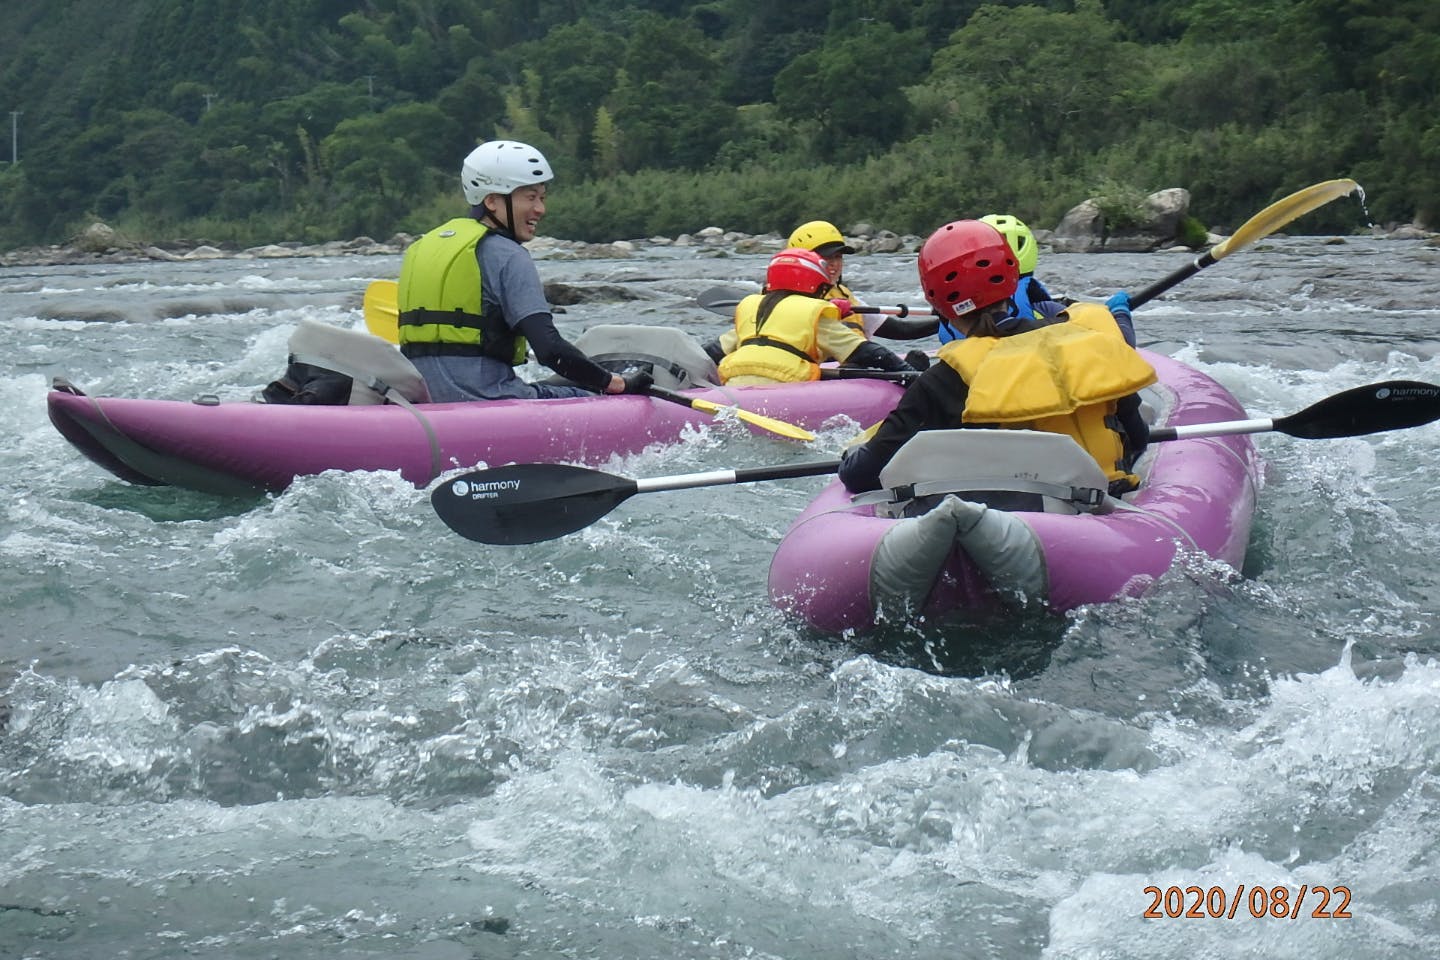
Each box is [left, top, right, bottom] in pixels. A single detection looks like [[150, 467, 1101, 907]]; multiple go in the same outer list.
[[1131, 250, 1218, 309]]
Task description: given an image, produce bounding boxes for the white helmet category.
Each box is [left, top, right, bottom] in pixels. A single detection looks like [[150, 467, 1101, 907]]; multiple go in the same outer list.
[[461, 140, 554, 204]]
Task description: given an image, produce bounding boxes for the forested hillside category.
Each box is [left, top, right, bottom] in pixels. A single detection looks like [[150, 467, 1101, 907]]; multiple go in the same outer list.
[[0, 0, 1434, 251]]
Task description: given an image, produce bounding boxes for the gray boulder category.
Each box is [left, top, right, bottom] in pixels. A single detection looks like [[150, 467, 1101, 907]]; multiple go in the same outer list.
[[74, 221, 120, 253], [1051, 188, 1192, 253]]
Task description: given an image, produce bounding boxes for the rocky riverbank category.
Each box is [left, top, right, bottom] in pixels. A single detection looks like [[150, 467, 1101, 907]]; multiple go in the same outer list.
[[2, 188, 1431, 269], [0, 220, 922, 269]]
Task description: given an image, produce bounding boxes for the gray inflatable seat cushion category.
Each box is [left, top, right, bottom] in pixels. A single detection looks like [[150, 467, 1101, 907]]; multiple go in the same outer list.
[[564, 324, 721, 390], [873, 429, 1110, 517], [287, 319, 431, 405]]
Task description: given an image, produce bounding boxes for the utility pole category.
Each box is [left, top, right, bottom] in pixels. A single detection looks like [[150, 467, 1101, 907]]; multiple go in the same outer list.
[[202, 93, 217, 113], [363, 75, 375, 108], [8, 111, 19, 164]]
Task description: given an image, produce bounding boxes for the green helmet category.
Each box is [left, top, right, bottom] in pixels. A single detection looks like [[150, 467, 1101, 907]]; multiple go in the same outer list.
[[980, 213, 1038, 275]]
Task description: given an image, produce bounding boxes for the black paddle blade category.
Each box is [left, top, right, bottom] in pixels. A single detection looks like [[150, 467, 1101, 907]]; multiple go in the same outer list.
[[694, 285, 749, 314], [431, 463, 639, 545], [1275, 380, 1440, 439]]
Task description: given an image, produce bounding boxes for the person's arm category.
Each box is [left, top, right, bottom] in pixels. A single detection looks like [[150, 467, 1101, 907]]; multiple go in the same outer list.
[[1105, 291, 1137, 347], [839, 364, 967, 492], [516, 312, 618, 393], [485, 237, 628, 394], [1115, 391, 1149, 464], [820, 317, 918, 371], [872, 316, 941, 340], [816, 313, 868, 364], [844, 339, 921, 372], [702, 326, 739, 365]]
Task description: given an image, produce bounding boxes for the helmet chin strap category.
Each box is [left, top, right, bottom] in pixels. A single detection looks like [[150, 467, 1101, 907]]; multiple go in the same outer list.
[[478, 195, 519, 240]]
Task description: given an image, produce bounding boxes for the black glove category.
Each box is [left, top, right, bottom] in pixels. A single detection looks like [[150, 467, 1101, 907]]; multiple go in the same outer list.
[[904, 349, 931, 371], [621, 369, 654, 394], [844, 340, 913, 373], [701, 339, 726, 365]]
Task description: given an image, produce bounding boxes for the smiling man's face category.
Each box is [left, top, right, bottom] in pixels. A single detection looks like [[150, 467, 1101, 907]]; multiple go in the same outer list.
[[485, 184, 547, 241]]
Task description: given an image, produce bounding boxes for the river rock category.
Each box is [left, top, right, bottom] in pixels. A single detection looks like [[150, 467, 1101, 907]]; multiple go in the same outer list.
[[733, 236, 779, 254], [248, 244, 301, 258], [863, 231, 911, 254], [74, 222, 120, 253], [1051, 188, 1192, 253], [544, 281, 647, 305]]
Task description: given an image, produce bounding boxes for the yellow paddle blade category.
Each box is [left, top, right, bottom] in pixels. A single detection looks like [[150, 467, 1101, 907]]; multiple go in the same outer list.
[[687, 397, 816, 441], [844, 420, 884, 448], [1213, 178, 1360, 261], [363, 279, 400, 344]]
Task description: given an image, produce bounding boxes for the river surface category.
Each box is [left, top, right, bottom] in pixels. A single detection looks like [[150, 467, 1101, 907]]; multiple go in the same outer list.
[[3, 235, 1440, 959]]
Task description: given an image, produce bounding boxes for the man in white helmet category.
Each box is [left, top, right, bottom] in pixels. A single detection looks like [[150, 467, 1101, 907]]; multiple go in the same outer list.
[[395, 139, 652, 400]]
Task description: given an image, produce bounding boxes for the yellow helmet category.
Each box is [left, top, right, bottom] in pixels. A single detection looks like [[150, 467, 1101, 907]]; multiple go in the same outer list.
[[788, 220, 855, 257], [980, 213, 1038, 274]]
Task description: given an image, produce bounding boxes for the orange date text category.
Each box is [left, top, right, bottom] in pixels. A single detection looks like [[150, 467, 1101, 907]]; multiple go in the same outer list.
[[1142, 884, 1352, 920]]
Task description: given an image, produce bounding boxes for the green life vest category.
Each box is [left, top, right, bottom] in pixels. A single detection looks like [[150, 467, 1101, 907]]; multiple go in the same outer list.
[[396, 218, 527, 365]]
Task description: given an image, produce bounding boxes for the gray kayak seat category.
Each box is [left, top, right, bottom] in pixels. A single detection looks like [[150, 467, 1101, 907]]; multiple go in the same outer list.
[[286, 318, 431, 406], [568, 324, 720, 390], [862, 429, 1113, 518], [284, 318, 443, 481]]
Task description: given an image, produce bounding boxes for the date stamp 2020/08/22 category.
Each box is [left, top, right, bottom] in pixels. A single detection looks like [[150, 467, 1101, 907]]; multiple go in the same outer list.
[[1143, 884, 1353, 920]]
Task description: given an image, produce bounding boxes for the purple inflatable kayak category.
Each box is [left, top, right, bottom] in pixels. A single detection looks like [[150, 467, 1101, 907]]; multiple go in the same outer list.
[[767, 351, 1263, 632], [48, 377, 905, 497], [48, 318, 915, 497]]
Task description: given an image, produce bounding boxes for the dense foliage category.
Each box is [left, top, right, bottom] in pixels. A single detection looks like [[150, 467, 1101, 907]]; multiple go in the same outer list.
[[0, 0, 1434, 250]]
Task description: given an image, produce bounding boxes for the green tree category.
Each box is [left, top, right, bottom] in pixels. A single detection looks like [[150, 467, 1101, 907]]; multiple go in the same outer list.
[[516, 20, 624, 164], [928, 0, 1145, 152], [773, 22, 927, 160], [593, 106, 621, 176], [322, 103, 448, 237], [605, 11, 735, 172]]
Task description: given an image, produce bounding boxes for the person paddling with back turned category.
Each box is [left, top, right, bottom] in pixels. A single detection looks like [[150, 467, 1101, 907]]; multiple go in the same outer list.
[[840, 219, 1153, 494], [397, 139, 652, 401]]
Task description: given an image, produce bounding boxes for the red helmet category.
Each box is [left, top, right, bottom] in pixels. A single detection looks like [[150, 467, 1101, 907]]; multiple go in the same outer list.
[[765, 247, 831, 295], [917, 220, 1019, 321]]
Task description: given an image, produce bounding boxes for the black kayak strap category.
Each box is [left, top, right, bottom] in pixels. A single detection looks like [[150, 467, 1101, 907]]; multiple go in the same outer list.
[[738, 335, 815, 364], [850, 476, 1108, 510]]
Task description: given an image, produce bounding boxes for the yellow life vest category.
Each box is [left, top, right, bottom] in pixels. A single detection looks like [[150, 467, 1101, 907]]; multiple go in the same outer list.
[[937, 302, 1157, 486], [718, 292, 829, 384], [396, 218, 528, 364]]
